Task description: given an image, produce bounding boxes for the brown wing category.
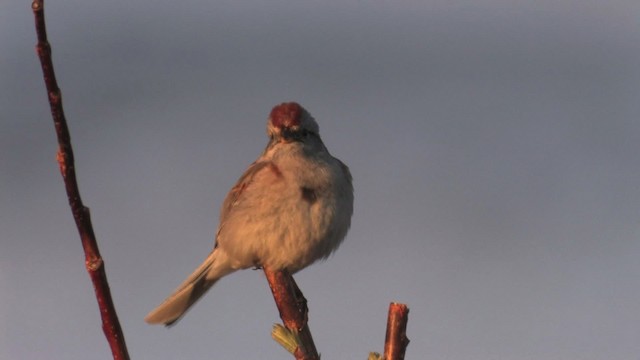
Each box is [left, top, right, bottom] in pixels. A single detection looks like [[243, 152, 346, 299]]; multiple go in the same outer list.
[[213, 161, 279, 247]]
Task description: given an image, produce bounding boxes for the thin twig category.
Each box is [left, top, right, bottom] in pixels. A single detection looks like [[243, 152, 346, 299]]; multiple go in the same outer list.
[[264, 267, 320, 360], [383, 303, 410, 360], [32, 1, 130, 359]]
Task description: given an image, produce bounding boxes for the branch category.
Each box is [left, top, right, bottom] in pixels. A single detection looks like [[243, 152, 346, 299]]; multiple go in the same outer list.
[[263, 267, 320, 360], [32, 1, 130, 359], [383, 303, 410, 360]]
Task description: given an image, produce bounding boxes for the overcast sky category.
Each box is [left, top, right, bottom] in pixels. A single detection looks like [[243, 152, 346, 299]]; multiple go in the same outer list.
[[2, 1, 640, 359]]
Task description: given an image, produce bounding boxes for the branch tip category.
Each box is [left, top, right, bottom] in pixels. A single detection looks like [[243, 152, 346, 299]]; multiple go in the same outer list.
[[383, 302, 410, 360], [31, 0, 42, 11]]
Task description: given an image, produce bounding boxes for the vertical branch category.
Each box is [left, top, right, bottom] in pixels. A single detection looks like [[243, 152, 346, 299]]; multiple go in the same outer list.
[[383, 303, 410, 360], [31, 1, 130, 359], [264, 267, 320, 360]]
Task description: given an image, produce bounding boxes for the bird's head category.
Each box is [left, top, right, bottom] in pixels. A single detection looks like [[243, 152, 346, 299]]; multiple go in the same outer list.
[[267, 102, 319, 143]]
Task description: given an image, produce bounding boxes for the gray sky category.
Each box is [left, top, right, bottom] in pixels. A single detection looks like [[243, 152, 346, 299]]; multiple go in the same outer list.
[[2, 1, 640, 359]]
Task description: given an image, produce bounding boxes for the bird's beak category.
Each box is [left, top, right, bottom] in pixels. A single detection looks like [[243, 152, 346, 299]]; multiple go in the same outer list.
[[280, 128, 304, 143]]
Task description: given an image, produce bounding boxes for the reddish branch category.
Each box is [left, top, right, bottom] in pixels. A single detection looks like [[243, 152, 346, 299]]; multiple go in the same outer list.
[[384, 303, 410, 360], [264, 267, 320, 360], [32, 1, 130, 359]]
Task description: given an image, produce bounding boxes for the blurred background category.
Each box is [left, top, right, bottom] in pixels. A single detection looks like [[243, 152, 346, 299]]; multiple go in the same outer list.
[[2, 1, 639, 359]]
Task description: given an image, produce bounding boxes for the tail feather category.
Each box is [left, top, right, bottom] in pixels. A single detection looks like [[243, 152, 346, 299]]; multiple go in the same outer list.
[[145, 249, 232, 326]]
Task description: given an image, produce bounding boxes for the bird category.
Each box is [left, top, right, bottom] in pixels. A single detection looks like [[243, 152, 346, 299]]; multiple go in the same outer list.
[[145, 102, 354, 326]]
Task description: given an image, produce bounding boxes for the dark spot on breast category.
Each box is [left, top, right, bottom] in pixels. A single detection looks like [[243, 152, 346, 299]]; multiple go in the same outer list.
[[301, 187, 317, 204]]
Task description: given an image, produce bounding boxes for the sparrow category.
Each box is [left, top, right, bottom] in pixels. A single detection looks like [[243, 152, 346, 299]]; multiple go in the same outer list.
[[145, 102, 353, 326]]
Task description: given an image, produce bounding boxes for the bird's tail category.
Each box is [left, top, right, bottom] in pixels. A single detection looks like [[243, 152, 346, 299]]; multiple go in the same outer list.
[[145, 249, 234, 326]]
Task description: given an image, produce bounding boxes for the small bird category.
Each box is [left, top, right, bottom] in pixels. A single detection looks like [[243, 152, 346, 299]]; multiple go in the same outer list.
[[145, 102, 354, 326]]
